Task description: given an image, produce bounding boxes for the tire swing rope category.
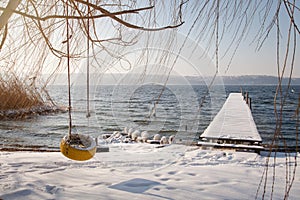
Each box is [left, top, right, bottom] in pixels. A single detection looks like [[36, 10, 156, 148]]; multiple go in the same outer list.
[[60, 0, 96, 161]]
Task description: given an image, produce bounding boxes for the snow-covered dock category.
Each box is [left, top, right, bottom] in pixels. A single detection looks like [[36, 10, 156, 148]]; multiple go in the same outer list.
[[199, 93, 263, 152]]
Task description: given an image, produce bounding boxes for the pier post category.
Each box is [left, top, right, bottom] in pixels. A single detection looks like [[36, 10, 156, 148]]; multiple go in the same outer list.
[[249, 97, 252, 110], [245, 92, 249, 105]]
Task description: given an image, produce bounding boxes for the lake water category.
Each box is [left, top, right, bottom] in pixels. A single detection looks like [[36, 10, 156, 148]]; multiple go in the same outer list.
[[0, 84, 299, 151]]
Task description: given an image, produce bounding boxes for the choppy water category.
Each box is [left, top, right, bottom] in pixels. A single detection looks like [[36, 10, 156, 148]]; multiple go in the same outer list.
[[0, 84, 299, 151]]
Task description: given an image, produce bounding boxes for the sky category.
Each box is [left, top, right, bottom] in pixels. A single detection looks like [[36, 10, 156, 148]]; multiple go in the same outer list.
[[1, 0, 299, 80], [176, 0, 300, 77], [214, 23, 300, 77], [101, 0, 300, 78]]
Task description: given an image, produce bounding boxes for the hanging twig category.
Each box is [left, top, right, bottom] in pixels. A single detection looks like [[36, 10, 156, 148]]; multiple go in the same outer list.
[[66, 0, 72, 137], [86, 0, 90, 118]]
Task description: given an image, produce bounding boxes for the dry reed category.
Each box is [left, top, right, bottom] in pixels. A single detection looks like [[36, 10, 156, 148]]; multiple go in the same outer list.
[[0, 74, 61, 119], [0, 76, 43, 110]]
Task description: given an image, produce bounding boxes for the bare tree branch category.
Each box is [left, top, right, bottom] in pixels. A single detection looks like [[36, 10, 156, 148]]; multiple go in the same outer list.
[[74, 0, 184, 31], [283, 0, 300, 34], [0, 5, 154, 21], [0, 24, 8, 50]]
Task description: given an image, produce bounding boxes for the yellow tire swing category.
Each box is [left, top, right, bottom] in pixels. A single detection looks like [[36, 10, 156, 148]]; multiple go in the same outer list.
[[60, 1, 96, 161], [60, 134, 96, 161]]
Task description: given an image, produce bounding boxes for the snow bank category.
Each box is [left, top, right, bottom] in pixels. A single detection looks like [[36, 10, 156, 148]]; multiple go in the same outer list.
[[0, 144, 299, 200]]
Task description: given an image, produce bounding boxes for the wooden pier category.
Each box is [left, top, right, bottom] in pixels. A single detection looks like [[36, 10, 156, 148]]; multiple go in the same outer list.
[[198, 93, 263, 153]]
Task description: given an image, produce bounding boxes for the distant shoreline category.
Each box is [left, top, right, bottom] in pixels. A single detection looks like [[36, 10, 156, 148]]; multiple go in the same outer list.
[[47, 74, 300, 86]]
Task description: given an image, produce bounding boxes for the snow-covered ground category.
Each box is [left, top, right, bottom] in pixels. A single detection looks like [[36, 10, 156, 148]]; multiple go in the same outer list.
[[0, 143, 299, 200]]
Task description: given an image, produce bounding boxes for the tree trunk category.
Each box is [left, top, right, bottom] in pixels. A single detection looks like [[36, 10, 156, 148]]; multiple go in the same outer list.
[[0, 0, 21, 30]]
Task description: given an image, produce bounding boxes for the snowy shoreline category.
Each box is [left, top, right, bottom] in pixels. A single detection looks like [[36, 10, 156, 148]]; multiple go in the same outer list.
[[1, 143, 299, 200]]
